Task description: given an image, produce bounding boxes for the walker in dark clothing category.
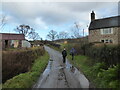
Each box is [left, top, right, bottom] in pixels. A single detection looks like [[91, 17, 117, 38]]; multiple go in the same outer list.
[[71, 53, 74, 60], [70, 48, 76, 60], [62, 49, 67, 63]]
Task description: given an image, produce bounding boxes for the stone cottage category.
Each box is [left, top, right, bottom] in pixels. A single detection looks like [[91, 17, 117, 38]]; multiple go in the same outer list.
[[89, 11, 120, 45], [0, 33, 25, 49]]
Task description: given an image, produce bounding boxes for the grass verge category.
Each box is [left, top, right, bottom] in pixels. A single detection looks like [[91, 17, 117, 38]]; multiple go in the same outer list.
[[67, 54, 95, 87], [68, 54, 120, 89], [2, 52, 49, 88]]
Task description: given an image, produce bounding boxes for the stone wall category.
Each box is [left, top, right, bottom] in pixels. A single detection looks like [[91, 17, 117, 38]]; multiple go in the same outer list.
[[89, 27, 120, 44]]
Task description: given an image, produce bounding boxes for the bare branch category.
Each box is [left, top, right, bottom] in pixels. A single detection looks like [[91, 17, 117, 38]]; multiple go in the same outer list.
[[29, 32, 40, 40], [57, 31, 69, 39], [71, 22, 82, 38], [0, 15, 7, 29], [14, 24, 34, 38], [46, 30, 58, 41]]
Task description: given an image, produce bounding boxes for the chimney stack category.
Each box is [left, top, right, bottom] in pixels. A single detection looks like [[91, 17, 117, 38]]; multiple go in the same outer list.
[[91, 11, 95, 21]]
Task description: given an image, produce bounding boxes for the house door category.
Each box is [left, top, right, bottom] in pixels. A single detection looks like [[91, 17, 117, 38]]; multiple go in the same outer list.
[[5, 40, 8, 48]]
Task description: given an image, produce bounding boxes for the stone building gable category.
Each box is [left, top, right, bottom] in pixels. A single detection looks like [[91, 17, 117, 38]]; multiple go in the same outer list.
[[89, 27, 119, 44], [88, 11, 120, 45]]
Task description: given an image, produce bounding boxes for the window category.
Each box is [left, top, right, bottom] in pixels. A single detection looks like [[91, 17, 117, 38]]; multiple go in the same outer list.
[[101, 40, 104, 43], [109, 40, 113, 43], [100, 39, 113, 43], [105, 39, 109, 43], [101, 28, 113, 35]]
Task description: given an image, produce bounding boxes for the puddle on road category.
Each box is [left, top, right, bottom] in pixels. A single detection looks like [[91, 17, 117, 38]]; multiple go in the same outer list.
[[33, 60, 53, 88], [66, 60, 89, 88], [42, 60, 53, 76], [58, 67, 70, 88], [36, 58, 89, 88], [66, 60, 72, 69], [58, 68, 64, 80]]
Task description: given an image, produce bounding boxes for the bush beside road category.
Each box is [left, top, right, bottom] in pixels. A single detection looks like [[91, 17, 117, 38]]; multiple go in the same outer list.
[[3, 52, 49, 88], [2, 47, 45, 83]]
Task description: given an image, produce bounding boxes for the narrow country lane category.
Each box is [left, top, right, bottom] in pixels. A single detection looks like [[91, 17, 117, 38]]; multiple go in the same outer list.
[[33, 46, 89, 88]]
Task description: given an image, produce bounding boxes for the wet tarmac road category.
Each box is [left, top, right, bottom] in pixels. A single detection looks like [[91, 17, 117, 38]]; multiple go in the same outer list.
[[33, 46, 89, 88]]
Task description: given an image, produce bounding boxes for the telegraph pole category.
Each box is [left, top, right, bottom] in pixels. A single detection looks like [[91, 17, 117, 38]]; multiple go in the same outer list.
[[83, 29, 84, 38]]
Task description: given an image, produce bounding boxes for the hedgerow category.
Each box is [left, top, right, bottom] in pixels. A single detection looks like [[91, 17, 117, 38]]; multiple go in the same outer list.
[[2, 47, 45, 83]]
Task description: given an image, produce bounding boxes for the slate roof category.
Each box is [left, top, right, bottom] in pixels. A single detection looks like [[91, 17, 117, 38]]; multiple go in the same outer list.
[[0, 33, 25, 40], [89, 16, 120, 30]]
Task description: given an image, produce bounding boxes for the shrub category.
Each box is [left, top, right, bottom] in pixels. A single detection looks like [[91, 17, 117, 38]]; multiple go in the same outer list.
[[97, 64, 120, 88], [3, 52, 49, 88], [81, 44, 120, 67], [47, 42, 61, 48], [2, 47, 45, 83], [87, 62, 106, 79]]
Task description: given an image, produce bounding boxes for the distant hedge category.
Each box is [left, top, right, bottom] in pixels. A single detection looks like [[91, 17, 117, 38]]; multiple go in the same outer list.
[[63, 43, 120, 67], [80, 44, 120, 67], [47, 42, 61, 48], [2, 47, 45, 83]]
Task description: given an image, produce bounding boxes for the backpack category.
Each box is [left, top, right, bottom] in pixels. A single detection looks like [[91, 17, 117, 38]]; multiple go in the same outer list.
[[62, 50, 67, 57]]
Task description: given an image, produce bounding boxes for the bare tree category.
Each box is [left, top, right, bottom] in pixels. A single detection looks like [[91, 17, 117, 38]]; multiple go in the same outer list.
[[0, 15, 6, 29], [14, 24, 34, 38], [46, 30, 58, 41], [70, 35, 75, 39], [29, 32, 40, 40], [71, 22, 82, 38], [57, 31, 69, 39]]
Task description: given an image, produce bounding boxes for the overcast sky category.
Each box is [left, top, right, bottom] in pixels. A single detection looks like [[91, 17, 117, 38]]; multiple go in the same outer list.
[[0, 0, 119, 40]]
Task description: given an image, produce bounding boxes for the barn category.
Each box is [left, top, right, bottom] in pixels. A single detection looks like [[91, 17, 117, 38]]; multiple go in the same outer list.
[[0, 33, 25, 49]]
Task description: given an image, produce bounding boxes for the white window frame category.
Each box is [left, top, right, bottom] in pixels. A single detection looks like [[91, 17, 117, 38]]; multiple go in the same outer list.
[[100, 28, 113, 35], [100, 39, 113, 43]]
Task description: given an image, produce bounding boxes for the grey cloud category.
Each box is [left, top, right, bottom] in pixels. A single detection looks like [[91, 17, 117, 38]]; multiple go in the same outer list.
[[1, 2, 118, 29]]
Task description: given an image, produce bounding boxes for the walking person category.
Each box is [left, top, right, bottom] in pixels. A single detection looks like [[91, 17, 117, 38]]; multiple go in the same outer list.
[[70, 48, 76, 60], [62, 48, 67, 63]]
